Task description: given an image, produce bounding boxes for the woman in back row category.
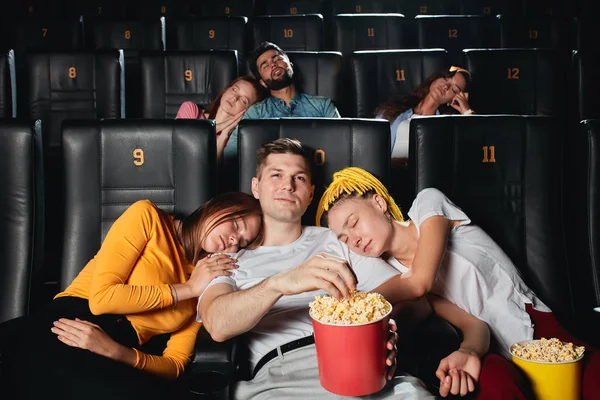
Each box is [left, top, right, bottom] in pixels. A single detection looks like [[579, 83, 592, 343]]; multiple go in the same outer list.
[[176, 75, 267, 163], [376, 66, 474, 161]]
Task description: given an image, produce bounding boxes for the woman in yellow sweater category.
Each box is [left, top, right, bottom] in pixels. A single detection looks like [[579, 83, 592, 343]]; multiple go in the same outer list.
[[0, 192, 262, 399]]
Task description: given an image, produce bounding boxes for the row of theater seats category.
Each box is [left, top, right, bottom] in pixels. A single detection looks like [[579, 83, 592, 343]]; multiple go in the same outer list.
[[7, 0, 589, 20], [1, 14, 596, 58], [1, 115, 598, 351], [1, 48, 598, 123]]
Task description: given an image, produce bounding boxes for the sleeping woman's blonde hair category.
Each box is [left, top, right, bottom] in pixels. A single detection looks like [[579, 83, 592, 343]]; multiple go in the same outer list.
[[316, 167, 404, 226]]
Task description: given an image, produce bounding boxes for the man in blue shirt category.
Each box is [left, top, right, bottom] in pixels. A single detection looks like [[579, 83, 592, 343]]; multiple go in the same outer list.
[[223, 42, 340, 162]]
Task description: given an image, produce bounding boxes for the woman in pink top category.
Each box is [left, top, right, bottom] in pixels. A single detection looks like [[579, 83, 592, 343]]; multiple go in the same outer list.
[[176, 76, 267, 162]]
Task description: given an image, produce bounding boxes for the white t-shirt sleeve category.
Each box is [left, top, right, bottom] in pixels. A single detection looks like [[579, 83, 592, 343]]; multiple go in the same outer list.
[[408, 188, 471, 232], [196, 276, 236, 322]]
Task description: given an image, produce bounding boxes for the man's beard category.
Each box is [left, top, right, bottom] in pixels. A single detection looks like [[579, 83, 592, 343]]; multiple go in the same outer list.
[[263, 70, 294, 91]]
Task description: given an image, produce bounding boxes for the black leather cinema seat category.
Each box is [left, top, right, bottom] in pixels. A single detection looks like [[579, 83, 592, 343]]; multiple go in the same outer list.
[[459, 0, 509, 15], [252, 15, 324, 51], [88, 18, 164, 117], [129, 0, 192, 19], [238, 118, 391, 225], [192, 0, 255, 17], [575, 18, 600, 51], [22, 50, 122, 289], [464, 49, 567, 116], [417, 15, 500, 66], [165, 17, 247, 53], [286, 51, 343, 110], [22, 50, 122, 156], [333, 13, 408, 57], [499, 16, 570, 49], [0, 121, 43, 324], [65, 0, 128, 19], [140, 50, 238, 118], [351, 49, 448, 118], [409, 115, 573, 323], [8, 18, 83, 55], [331, 0, 403, 14], [570, 119, 600, 345], [0, 53, 13, 119], [60, 119, 217, 289], [262, 0, 323, 15], [573, 50, 600, 121]]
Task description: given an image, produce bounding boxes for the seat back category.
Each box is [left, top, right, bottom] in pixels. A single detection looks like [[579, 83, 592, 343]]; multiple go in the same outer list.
[[192, 0, 255, 17], [409, 115, 572, 320], [238, 118, 390, 225], [575, 18, 600, 51], [573, 50, 600, 121], [166, 17, 247, 53], [417, 15, 500, 66], [500, 16, 570, 49], [65, 0, 128, 19], [0, 121, 43, 323], [331, 0, 403, 14], [333, 14, 408, 57], [22, 50, 122, 152], [88, 19, 164, 117], [464, 49, 568, 116], [252, 15, 324, 51], [262, 0, 323, 15], [287, 51, 343, 109], [351, 49, 448, 118], [140, 50, 238, 118], [570, 119, 600, 342], [8, 18, 83, 55], [60, 119, 217, 289], [129, 0, 192, 19], [459, 0, 509, 15]]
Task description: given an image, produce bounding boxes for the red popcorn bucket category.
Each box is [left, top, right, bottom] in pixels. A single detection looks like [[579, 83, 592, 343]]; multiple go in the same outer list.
[[310, 302, 392, 396]]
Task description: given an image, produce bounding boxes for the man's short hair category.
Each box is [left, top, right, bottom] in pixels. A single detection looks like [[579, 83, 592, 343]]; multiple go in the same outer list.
[[255, 138, 312, 180], [249, 41, 288, 78]]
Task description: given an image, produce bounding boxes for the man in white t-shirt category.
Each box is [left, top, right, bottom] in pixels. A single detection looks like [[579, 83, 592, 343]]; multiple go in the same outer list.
[[197, 138, 436, 399]]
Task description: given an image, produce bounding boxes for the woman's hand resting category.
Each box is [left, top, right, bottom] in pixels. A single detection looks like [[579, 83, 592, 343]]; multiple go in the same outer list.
[[186, 254, 238, 297]]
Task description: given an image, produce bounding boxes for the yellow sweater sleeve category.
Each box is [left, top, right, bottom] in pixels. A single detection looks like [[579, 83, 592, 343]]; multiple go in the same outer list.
[[88, 200, 174, 315], [133, 318, 202, 378]]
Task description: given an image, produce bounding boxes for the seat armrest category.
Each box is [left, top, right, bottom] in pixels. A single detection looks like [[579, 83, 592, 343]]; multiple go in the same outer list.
[[188, 326, 238, 378]]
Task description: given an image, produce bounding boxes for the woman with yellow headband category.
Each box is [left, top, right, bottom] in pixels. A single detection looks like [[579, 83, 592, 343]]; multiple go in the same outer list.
[[375, 66, 473, 160], [317, 167, 600, 400]]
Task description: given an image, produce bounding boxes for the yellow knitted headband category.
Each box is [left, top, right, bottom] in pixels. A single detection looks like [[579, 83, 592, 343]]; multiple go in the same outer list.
[[316, 167, 404, 226]]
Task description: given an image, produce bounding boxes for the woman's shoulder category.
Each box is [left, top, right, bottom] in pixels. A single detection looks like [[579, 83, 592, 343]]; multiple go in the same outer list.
[[126, 200, 161, 218]]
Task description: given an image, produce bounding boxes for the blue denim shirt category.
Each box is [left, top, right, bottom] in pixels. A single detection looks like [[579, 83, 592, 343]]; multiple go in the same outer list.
[[224, 92, 340, 161], [378, 108, 440, 153]]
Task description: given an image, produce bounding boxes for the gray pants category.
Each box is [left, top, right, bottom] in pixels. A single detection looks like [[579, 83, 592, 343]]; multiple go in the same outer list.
[[232, 344, 438, 399]]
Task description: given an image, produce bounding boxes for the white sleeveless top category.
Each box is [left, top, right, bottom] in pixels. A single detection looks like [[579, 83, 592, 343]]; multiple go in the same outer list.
[[387, 188, 550, 358]]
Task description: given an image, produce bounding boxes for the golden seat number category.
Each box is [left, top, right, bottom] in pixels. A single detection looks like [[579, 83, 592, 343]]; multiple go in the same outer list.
[[133, 149, 144, 166]]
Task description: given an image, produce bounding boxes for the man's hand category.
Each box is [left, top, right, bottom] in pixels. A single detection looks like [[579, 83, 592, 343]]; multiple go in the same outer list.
[[386, 319, 399, 380], [436, 348, 482, 397], [51, 318, 135, 365], [269, 253, 357, 300]]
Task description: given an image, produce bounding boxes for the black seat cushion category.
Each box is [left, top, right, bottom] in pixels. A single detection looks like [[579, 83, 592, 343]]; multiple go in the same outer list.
[[262, 0, 323, 15], [333, 14, 408, 56], [573, 50, 600, 121], [0, 53, 13, 118], [192, 0, 255, 17]]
